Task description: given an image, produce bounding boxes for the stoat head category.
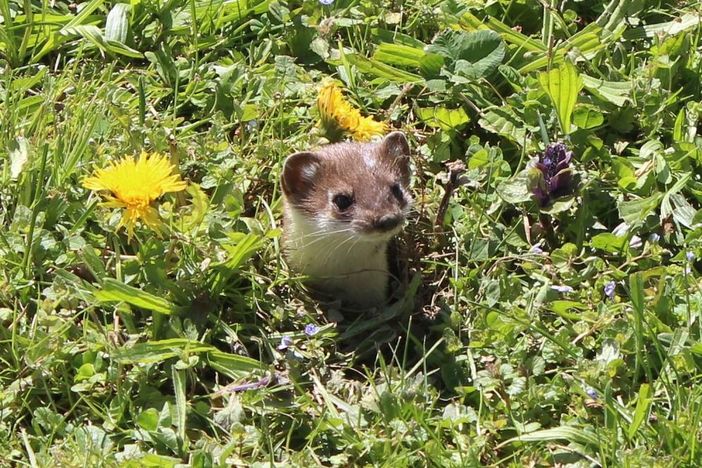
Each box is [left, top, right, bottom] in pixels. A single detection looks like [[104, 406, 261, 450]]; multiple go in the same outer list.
[[282, 131, 412, 241]]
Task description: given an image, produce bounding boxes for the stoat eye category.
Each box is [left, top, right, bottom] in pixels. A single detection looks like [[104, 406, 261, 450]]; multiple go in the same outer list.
[[391, 183, 404, 202], [332, 194, 354, 211]]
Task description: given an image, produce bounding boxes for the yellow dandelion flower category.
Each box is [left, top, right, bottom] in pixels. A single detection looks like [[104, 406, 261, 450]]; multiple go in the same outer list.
[[352, 116, 389, 141], [317, 81, 387, 142], [83, 151, 186, 238]]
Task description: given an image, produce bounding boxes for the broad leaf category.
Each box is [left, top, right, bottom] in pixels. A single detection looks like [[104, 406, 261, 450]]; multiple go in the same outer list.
[[539, 61, 583, 135]]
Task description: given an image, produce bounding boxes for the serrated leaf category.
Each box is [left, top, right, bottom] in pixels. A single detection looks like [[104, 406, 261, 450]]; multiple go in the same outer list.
[[539, 61, 582, 135]]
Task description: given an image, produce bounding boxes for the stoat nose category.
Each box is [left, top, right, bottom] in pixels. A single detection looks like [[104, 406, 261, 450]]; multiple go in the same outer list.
[[373, 214, 404, 232]]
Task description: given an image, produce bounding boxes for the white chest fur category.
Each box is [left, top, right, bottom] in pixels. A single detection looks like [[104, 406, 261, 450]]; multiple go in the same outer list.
[[283, 207, 390, 308]]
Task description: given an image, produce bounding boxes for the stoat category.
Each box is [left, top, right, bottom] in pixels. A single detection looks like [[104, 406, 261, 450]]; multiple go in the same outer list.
[[281, 132, 412, 309]]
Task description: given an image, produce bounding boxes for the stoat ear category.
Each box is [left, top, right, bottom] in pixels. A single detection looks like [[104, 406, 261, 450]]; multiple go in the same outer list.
[[380, 131, 411, 185], [282, 151, 320, 201]]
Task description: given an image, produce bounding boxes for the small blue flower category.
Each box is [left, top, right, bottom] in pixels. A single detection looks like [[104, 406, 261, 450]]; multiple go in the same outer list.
[[246, 120, 259, 131], [551, 285, 574, 293], [530, 245, 544, 254], [319, 0, 334, 4], [304, 324, 320, 336], [277, 335, 293, 350], [585, 387, 598, 399], [648, 233, 660, 244], [687, 251, 695, 262], [604, 281, 616, 300]]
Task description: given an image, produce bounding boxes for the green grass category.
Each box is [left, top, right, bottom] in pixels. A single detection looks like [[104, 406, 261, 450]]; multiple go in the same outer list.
[[2, 0, 702, 466]]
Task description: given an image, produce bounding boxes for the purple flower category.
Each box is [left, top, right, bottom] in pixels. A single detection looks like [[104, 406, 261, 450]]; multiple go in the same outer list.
[[648, 233, 660, 244], [319, 0, 334, 4], [530, 244, 544, 254], [604, 281, 616, 299], [224, 375, 272, 393], [585, 387, 598, 399], [551, 285, 574, 293], [629, 235, 642, 249], [531, 142, 574, 207], [304, 324, 320, 336], [687, 251, 695, 262], [277, 335, 293, 350]]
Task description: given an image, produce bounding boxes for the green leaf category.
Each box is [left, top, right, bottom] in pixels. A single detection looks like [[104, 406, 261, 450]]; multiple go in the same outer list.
[[172, 367, 187, 445], [496, 170, 533, 204], [618, 194, 663, 226], [181, 184, 209, 231], [581, 74, 632, 106], [342, 54, 423, 83], [505, 426, 601, 448], [624, 12, 701, 40], [95, 278, 177, 315], [458, 12, 546, 53], [573, 105, 604, 129], [104, 4, 129, 43], [627, 384, 652, 439], [222, 233, 264, 270], [550, 301, 587, 321], [539, 61, 583, 135], [518, 24, 610, 74], [428, 29, 505, 80], [541, 195, 576, 214], [111, 339, 264, 377], [372, 43, 424, 68], [137, 408, 160, 432], [479, 106, 529, 147], [207, 350, 268, 379], [418, 53, 444, 77], [416, 106, 470, 130], [590, 233, 627, 254]]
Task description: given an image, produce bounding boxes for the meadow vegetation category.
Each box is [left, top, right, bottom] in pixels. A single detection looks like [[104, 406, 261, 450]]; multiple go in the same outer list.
[[2, 0, 702, 465]]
